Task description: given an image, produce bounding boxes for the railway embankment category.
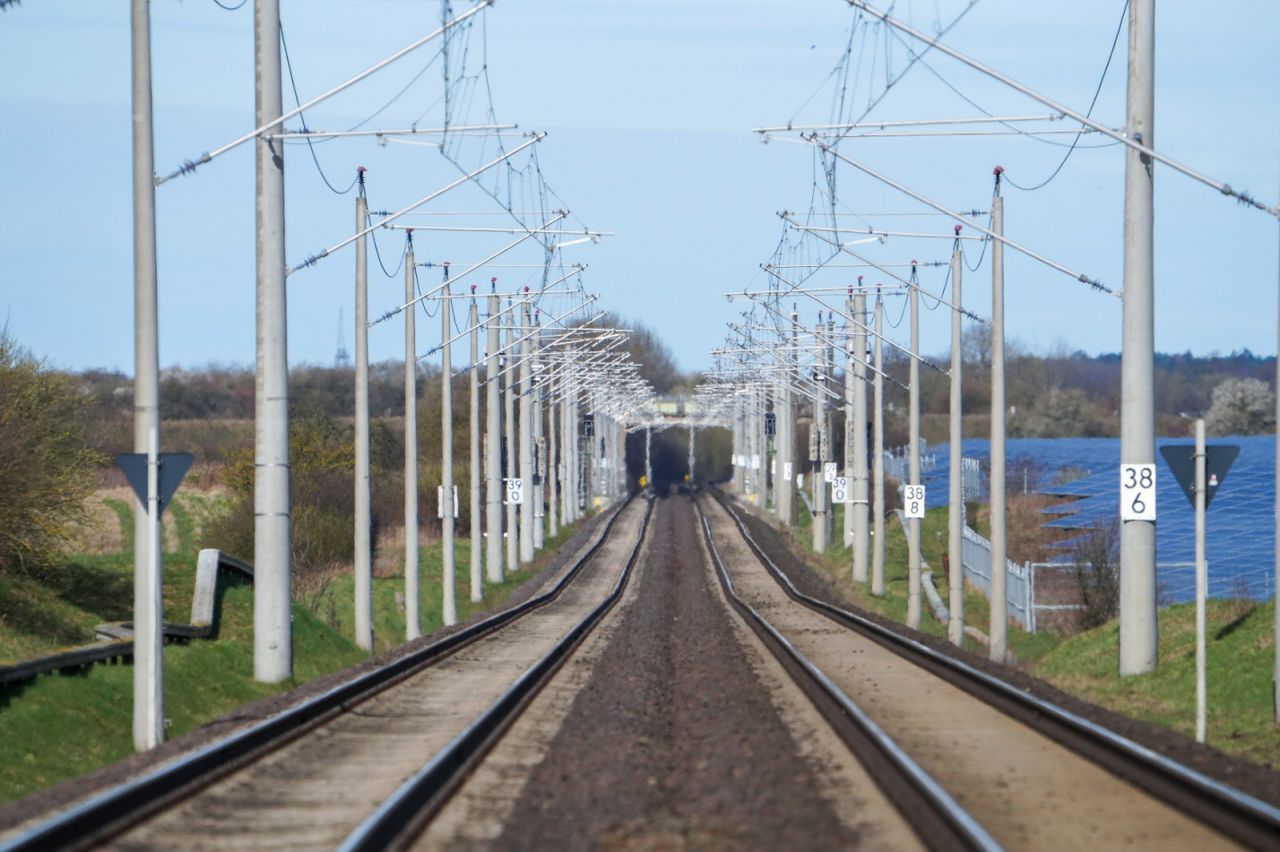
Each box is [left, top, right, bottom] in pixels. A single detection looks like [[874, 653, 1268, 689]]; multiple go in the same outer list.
[[0, 485, 601, 809]]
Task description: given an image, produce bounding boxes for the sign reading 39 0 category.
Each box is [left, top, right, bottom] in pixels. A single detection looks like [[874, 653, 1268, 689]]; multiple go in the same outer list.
[[1120, 463, 1156, 521], [830, 477, 850, 504]]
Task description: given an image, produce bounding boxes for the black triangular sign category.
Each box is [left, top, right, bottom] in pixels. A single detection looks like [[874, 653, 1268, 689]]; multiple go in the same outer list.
[[116, 453, 195, 516], [1158, 444, 1240, 509]]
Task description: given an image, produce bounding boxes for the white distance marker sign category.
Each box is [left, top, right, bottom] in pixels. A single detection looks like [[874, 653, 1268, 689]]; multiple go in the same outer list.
[[1120, 463, 1156, 521], [903, 484, 926, 519], [504, 478, 524, 505], [823, 462, 838, 483], [831, 476, 850, 503], [783, 462, 793, 482]]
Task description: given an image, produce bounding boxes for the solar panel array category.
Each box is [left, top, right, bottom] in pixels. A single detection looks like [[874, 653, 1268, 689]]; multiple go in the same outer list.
[[920, 436, 1276, 603]]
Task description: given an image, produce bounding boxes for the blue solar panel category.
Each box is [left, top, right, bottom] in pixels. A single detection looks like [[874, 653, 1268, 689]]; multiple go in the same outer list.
[[921, 436, 1276, 603]]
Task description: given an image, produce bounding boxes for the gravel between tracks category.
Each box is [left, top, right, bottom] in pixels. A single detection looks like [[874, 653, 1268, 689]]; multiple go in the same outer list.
[[493, 494, 863, 851], [0, 509, 613, 836], [722, 490, 1280, 808]]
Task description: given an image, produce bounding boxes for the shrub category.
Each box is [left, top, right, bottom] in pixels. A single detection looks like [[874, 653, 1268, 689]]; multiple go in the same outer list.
[[1072, 517, 1120, 629], [0, 330, 104, 574], [1205, 377, 1275, 436], [205, 411, 364, 585]]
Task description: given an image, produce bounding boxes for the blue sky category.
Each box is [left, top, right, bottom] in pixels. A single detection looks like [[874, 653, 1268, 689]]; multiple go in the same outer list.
[[1, 1, 1276, 374]]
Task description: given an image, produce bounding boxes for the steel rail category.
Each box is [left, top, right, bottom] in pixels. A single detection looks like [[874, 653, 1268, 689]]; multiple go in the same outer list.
[[692, 494, 997, 851], [0, 500, 636, 852], [341, 496, 655, 851], [709, 488, 1280, 850]]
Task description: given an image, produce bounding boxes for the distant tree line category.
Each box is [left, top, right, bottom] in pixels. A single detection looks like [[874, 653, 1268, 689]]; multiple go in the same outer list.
[[884, 324, 1277, 441], [61, 322, 1280, 471]]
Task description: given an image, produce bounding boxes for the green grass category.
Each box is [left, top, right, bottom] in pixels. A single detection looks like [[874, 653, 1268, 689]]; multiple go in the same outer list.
[[0, 490, 591, 802], [0, 490, 363, 801], [310, 521, 589, 654], [0, 492, 221, 663], [0, 584, 365, 801], [102, 497, 134, 554], [1035, 599, 1279, 766]]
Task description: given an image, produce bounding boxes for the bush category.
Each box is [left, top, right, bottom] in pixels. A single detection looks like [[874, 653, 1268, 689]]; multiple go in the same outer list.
[[1205, 377, 1275, 436], [206, 411, 365, 583], [0, 331, 104, 574], [1072, 517, 1120, 629]]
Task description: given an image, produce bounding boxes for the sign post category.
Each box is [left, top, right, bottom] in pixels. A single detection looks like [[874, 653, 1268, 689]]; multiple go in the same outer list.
[[1160, 425, 1239, 744], [117, 436, 192, 751]]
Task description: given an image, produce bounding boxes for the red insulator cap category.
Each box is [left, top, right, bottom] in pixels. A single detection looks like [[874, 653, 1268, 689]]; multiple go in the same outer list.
[[442, 260, 451, 268], [858, 275, 864, 284], [491, 276, 498, 284], [357, 165, 367, 175], [954, 224, 962, 235], [470, 284, 477, 293], [993, 165, 1004, 176]]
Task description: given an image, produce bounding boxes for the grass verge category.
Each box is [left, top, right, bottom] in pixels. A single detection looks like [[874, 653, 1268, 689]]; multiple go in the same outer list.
[[0, 490, 591, 802], [1036, 599, 1278, 766]]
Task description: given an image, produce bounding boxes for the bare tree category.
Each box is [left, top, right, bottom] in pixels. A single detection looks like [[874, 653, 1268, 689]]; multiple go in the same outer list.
[[961, 319, 991, 367], [1072, 517, 1120, 629]]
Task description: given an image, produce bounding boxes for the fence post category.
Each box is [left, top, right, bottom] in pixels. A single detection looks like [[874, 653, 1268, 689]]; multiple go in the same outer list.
[[1027, 561, 1036, 633]]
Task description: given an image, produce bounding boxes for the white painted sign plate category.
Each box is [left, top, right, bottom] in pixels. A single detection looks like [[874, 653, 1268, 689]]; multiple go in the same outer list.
[[903, 484, 926, 519], [504, 478, 524, 505], [1120, 464, 1156, 521], [831, 476, 850, 503]]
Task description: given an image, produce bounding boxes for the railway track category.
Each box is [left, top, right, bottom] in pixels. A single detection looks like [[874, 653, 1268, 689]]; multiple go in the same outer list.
[[696, 489, 1280, 851], [0, 497, 652, 852]]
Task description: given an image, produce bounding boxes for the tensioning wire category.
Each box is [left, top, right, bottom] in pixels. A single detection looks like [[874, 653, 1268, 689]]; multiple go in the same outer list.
[[1004, 0, 1130, 191], [884, 25, 1122, 153], [279, 22, 359, 194]]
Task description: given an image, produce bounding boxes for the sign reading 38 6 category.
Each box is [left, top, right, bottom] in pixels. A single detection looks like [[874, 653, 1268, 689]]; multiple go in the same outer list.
[[1120, 464, 1156, 521]]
